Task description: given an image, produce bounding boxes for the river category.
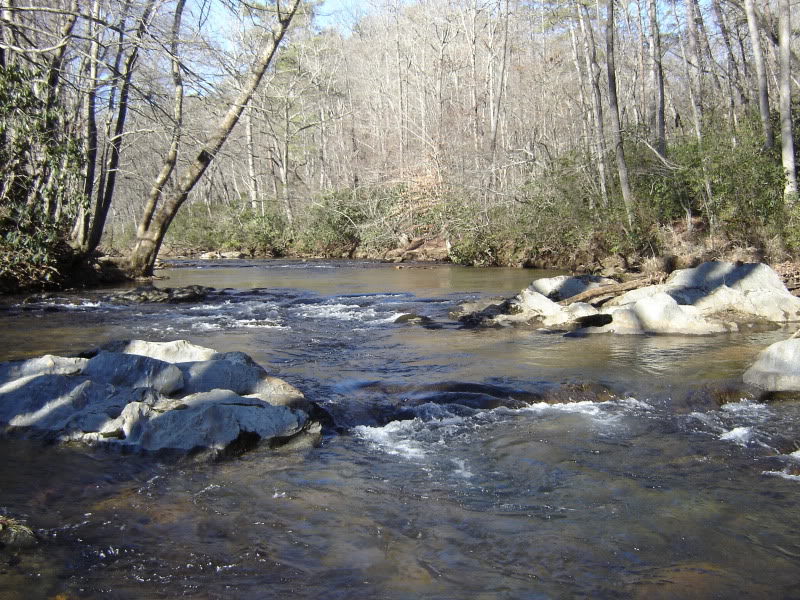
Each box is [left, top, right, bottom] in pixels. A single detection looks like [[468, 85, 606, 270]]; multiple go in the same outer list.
[[1, 259, 799, 599]]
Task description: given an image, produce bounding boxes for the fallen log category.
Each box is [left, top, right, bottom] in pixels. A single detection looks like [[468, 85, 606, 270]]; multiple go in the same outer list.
[[558, 275, 658, 307]]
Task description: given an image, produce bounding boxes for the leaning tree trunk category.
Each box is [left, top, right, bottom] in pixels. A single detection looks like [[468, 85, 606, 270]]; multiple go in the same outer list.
[[126, 0, 302, 277], [778, 0, 796, 202]]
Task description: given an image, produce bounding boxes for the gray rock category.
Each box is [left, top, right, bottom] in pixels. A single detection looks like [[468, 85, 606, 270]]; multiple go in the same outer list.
[[0, 374, 157, 435], [109, 285, 212, 305], [220, 251, 246, 259], [82, 352, 184, 396], [178, 352, 308, 410], [0, 340, 314, 456], [743, 338, 800, 391], [93, 389, 306, 453]]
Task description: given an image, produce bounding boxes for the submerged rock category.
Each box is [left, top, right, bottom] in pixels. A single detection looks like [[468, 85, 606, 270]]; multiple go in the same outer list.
[[0, 340, 313, 457], [0, 516, 38, 549], [109, 285, 213, 305]]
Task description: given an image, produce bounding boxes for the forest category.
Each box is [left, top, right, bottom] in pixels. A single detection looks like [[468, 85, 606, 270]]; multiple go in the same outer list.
[[0, 0, 799, 291]]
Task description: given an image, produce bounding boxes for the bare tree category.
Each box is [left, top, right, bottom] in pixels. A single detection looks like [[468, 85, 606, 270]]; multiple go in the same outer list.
[[126, 0, 302, 276], [778, 0, 796, 202], [744, 0, 773, 148], [606, 0, 634, 224]]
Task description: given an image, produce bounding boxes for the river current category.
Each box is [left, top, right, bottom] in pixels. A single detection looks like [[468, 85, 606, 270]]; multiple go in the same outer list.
[[1, 259, 800, 599]]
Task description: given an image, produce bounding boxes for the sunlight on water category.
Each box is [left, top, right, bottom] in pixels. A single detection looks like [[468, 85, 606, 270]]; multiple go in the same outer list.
[[1, 260, 800, 599]]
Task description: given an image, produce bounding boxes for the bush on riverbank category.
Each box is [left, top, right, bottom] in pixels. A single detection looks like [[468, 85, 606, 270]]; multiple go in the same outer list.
[[0, 65, 85, 293]]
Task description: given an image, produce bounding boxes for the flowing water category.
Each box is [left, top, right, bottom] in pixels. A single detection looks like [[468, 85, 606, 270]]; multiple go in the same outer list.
[[1, 260, 800, 599]]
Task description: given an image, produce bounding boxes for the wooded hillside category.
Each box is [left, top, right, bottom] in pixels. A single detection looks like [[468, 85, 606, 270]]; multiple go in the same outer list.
[[1, 0, 799, 289]]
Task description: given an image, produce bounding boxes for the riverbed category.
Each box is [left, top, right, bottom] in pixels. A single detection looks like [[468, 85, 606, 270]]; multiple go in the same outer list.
[[1, 259, 799, 599]]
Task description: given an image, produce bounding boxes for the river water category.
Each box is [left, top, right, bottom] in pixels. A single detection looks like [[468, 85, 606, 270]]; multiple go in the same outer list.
[[1, 259, 800, 599]]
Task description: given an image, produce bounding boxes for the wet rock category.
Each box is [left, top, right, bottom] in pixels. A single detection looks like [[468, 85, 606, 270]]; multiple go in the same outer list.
[[109, 284, 213, 305], [743, 338, 800, 392], [539, 382, 616, 404], [393, 313, 440, 329]]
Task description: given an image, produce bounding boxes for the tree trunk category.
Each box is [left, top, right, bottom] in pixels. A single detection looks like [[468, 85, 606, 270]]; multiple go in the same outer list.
[[606, 0, 635, 225], [683, 0, 704, 141], [745, 0, 774, 148], [778, 0, 797, 202], [578, 3, 610, 208], [648, 0, 666, 157], [85, 0, 155, 254], [126, 0, 301, 277]]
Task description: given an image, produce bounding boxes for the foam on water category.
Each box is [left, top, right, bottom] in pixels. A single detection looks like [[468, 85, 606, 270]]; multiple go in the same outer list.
[[719, 426, 754, 445], [293, 302, 405, 324], [762, 470, 800, 482]]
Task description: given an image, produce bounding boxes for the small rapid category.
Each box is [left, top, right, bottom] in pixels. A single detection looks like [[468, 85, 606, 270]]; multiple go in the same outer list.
[[1, 259, 800, 599]]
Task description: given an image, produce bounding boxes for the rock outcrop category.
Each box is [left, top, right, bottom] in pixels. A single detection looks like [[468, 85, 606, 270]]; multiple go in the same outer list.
[[0, 340, 314, 457], [459, 262, 800, 335]]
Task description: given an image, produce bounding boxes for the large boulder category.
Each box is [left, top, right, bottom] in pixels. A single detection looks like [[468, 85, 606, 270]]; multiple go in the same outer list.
[[607, 262, 800, 323], [0, 375, 157, 434], [457, 262, 798, 335], [0, 340, 313, 456], [743, 338, 800, 392]]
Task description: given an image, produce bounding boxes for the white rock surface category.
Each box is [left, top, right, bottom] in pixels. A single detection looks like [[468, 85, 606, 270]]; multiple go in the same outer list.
[[528, 275, 615, 301], [589, 293, 731, 335], [0, 355, 88, 386], [607, 262, 800, 323], [743, 338, 800, 391], [100, 339, 218, 363]]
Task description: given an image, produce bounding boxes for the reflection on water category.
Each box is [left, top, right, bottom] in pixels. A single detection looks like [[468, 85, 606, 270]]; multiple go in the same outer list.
[[1, 259, 800, 599]]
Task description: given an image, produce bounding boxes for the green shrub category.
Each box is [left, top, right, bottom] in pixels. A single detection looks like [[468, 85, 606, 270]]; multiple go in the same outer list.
[[0, 65, 85, 291]]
